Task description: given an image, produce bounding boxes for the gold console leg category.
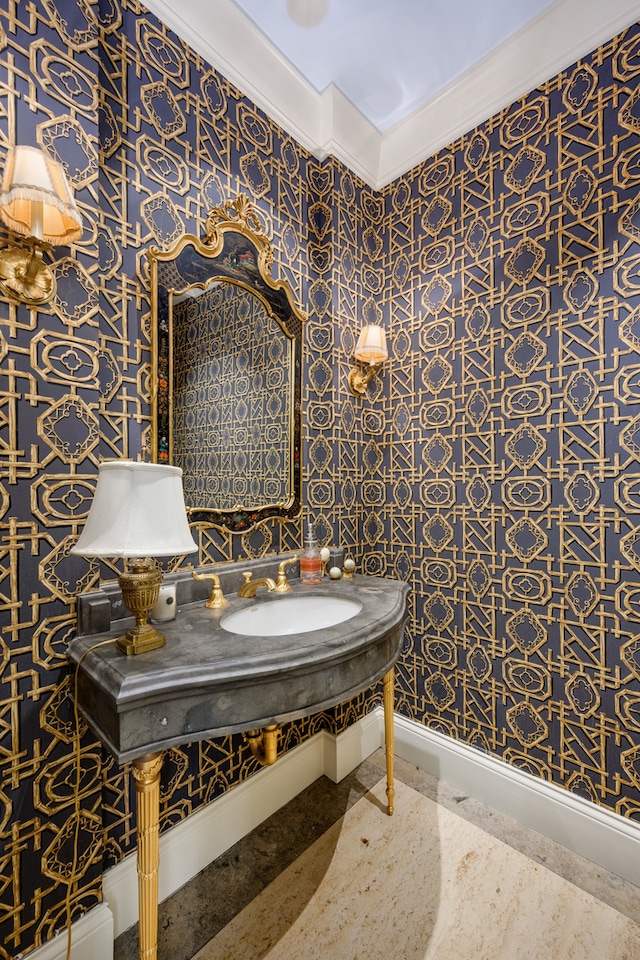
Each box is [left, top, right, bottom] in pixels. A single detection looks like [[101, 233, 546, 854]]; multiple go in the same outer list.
[[132, 752, 163, 960], [383, 667, 395, 816]]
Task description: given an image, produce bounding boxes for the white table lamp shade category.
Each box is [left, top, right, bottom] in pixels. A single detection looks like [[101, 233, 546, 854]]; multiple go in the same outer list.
[[71, 461, 197, 558]]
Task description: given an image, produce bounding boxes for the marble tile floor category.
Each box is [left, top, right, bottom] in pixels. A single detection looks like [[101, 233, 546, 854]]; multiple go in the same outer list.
[[114, 750, 640, 960]]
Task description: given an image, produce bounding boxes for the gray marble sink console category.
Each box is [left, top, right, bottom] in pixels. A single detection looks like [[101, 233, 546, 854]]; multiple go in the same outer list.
[[68, 560, 410, 960], [69, 567, 409, 763]]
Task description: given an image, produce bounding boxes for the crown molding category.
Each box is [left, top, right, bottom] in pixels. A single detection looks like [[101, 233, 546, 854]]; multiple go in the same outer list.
[[142, 0, 333, 150], [378, 0, 640, 187], [143, 0, 640, 189]]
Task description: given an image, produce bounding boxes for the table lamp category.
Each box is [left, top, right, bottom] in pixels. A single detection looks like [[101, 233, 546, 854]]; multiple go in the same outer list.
[[71, 461, 198, 655]]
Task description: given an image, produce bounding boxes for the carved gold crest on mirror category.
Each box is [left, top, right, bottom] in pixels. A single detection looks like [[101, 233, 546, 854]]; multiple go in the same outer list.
[[150, 194, 305, 532]]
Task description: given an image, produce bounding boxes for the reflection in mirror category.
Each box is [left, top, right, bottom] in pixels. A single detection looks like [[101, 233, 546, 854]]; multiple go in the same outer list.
[[172, 280, 292, 512], [150, 195, 304, 532]]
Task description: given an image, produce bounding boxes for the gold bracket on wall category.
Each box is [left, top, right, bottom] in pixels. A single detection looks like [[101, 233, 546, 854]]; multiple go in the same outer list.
[[0, 243, 55, 305], [348, 362, 381, 396], [243, 724, 280, 766]]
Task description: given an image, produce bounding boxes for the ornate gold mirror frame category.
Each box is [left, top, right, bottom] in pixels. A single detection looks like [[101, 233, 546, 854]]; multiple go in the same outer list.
[[150, 195, 304, 532]]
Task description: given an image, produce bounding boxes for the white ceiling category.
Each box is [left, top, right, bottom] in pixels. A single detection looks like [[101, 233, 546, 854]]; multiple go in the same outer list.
[[231, 0, 561, 134], [145, 0, 640, 188]]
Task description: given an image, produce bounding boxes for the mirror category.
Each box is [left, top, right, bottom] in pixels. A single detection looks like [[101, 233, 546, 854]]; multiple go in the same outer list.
[[150, 195, 304, 532]]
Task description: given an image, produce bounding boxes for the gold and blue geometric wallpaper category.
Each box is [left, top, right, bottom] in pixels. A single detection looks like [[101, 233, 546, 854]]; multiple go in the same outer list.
[[1, 0, 640, 954], [380, 30, 640, 818], [172, 283, 293, 512]]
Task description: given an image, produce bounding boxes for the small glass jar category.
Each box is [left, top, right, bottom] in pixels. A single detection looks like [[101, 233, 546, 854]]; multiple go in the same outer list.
[[300, 520, 322, 584]]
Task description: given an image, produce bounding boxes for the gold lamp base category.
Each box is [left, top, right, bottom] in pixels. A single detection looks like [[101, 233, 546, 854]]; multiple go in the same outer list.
[[116, 559, 166, 656], [0, 245, 55, 305]]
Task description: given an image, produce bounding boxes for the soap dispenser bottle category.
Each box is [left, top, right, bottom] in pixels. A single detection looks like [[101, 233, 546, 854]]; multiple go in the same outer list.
[[300, 519, 322, 584]]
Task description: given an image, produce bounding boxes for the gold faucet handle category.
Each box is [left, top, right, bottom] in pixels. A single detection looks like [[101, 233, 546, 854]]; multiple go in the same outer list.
[[237, 571, 254, 598], [274, 555, 299, 593], [192, 571, 229, 609]]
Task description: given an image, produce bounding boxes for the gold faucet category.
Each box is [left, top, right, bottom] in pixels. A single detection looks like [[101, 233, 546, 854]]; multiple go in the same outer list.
[[237, 572, 276, 598], [192, 571, 229, 609], [274, 555, 299, 593]]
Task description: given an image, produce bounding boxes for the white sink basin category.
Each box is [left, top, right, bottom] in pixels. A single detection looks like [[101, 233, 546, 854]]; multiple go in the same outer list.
[[221, 595, 362, 636]]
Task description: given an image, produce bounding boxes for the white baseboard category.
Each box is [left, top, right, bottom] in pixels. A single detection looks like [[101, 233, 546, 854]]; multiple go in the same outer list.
[[392, 713, 640, 888], [322, 708, 384, 783], [23, 903, 113, 960], [29, 710, 640, 960]]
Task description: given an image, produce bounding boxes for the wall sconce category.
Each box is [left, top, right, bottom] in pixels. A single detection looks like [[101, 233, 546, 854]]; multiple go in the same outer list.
[[71, 461, 198, 656], [0, 145, 82, 306], [348, 324, 388, 396]]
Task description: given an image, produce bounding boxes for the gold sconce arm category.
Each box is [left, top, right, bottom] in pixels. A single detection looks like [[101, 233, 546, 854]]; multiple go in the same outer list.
[[192, 570, 229, 609], [0, 243, 55, 306], [348, 363, 380, 396], [244, 724, 279, 766]]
